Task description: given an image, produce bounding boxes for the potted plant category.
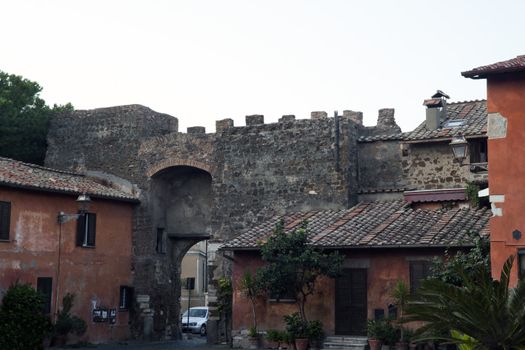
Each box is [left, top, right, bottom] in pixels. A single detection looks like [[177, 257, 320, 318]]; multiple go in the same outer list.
[[391, 280, 410, 350], [307, 320, 324, 350], [266, 329, 281, 349], [284, 313, 309, 350], [248, 325, 260, 349], [51, 293, 87, 347], [367, 319, 385, 350]]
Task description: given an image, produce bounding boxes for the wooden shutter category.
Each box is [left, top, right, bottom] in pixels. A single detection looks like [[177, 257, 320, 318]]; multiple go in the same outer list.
[[0, 201, 11, 240], [410, 260, 431, 294], [37, 277, 53, 314], [86, 213, 96, 246], [76, 213, 86, 246]]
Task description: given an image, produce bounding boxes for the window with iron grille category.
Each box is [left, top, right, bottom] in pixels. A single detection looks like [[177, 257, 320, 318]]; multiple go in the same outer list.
[[37, 277, 53, 314], [0, 201, 11, 241], [409, 260, 432, 294], [76, 213, 96, 247]]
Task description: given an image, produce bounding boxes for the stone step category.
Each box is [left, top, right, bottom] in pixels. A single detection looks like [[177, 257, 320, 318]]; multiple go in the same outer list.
[[323, 343, 367, 349], [322, 336, 368, 350], [324, 339, 368, 346]]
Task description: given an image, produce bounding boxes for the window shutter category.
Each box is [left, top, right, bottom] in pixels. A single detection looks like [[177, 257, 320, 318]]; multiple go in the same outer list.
[[76, 214, 86, 246], [0, 202, 10, 240], [87, 213, 96, 246]]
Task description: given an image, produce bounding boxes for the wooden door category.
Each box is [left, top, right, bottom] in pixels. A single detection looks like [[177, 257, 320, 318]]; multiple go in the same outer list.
[[335, 268, 368, 335]]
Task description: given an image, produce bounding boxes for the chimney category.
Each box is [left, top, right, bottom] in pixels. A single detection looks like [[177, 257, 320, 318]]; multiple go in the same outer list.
[[423, 90, 449, 130]]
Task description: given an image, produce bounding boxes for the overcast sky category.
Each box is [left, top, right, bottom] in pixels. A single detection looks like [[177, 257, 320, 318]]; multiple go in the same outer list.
[[1, 0, 523, 132]]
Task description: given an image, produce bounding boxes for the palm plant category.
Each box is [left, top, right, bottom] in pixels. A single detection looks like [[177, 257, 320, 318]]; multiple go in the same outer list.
[[405, 255, 525, 350]]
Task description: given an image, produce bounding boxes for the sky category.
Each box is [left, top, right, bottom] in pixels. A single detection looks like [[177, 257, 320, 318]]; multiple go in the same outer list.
[[1, 0, 524, 133]]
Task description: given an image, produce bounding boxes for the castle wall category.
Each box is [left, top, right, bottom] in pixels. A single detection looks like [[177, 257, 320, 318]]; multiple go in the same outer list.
[[45, 107, 360, 340]]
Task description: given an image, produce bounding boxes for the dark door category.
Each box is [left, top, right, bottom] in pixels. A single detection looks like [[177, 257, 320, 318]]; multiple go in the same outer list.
[[335, 268, 367, 335]]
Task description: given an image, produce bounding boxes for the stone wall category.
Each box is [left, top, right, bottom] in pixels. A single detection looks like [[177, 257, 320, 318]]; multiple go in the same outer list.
[[45, 107, 360, 340], [402, 141, 487, 189], [358, 140, 407, 191]]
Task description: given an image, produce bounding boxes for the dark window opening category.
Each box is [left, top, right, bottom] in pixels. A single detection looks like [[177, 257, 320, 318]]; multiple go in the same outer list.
[[37, 277, 53, 314], [409, 260, 432, 294], [470, 138, 488, 164], [76, 213, 96, 247], [156, 227, 166, 254], [269, 288, 296, 302], [119, 286, 133, 310], [519, 250, 525, 280], [0, 201, 11, 241]]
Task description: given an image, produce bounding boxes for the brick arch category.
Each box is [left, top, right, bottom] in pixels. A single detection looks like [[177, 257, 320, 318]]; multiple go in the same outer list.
[[147, 158, 214, 178]]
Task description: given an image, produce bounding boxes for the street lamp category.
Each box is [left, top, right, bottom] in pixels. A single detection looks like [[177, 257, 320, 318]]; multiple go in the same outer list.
[[449, 136, 469, 164], [57, 194, 91, 223], [55, 193, 92, 320]]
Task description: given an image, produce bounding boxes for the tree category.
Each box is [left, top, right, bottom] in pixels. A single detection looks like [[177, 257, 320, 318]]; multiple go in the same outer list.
[[0, 282, 52, 350], [429, 232, 490, 286], [405, 255, 525, 350], [258, 220, 343, 322], [238, 271, 264, 331], [0, 70, 72, 164]]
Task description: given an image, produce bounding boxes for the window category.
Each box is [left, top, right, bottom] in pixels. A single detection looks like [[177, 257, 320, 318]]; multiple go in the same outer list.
[[37, 277, 53, 314], [470, 138, 488, 164], [519, 250, 525, 280], [444, 119, 466, 128], [76, 213, 96, 247], [0, 201, 11, 241], [269, 288, 296, 302], [156, 227, 166, 254], [119, 286, 133, 310], [409, 260, 432, 294]]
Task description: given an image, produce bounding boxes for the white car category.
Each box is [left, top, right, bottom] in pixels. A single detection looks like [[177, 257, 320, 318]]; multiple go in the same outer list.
[[181, 307, 208, 336]]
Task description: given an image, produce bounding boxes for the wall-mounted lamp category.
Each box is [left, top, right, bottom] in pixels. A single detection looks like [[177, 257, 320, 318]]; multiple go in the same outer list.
[[449, 136, 469, 164], [449, 136, 488, 172], [57, 193, 91, 224]]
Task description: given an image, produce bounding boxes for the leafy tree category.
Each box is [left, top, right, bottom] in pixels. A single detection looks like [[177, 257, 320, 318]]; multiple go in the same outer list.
[[217, 277, 233, 342], [0, 282, 52, 350], [258, 220, 343, 322], [405, 255, 525, 350], [429, 232, 490, 286], [239, 271, 264, 331], [0, 70, 72, 164]]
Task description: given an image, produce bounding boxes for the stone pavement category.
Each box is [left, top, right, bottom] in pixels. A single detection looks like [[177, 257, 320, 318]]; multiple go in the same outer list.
[[56, 338, 231, 350]]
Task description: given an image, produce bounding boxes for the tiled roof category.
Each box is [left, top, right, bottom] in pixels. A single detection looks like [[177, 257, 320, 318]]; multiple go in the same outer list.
[[221, 200, 490, 250], [403, 100, 486, 141], [0, 157, 139, 202], [462, 55, 525, 79], [358, 100, 487, 143]]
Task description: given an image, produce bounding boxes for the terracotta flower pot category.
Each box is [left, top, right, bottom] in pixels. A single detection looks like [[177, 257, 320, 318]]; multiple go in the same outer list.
[[396, 342, 409, 350], [295, 338, 309, 350], [369, 339, 383, 350]]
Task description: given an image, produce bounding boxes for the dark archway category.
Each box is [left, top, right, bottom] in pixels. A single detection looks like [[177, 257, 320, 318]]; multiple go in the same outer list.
[[150, 165, 213, 339]]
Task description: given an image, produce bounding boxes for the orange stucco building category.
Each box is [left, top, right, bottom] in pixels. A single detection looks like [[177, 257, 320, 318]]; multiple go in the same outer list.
[[0, 157, 138, 343], [222, 200, 490, 340], [463, 55, 525, 286]]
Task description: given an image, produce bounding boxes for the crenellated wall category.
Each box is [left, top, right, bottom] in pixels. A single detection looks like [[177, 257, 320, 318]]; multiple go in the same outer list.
[[45, 106, 363, 340]]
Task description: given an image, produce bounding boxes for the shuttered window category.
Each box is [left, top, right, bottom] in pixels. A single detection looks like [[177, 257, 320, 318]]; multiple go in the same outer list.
[[0, 201, 11, 241], [76, 213, 96, 247], [409, 260, 432, 294], [37, 277, 53, 314]]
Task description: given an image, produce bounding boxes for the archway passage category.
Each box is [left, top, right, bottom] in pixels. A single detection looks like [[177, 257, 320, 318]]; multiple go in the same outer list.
[[151, 165, 212, 240], [150, 165, 213, 339]]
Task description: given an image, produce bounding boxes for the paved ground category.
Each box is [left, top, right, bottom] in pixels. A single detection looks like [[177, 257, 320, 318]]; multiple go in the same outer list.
[[56, 337, 231, 350]]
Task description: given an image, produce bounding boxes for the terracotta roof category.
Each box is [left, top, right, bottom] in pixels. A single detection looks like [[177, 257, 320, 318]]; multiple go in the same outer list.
[[221, 200, 490, 250], [0, 157, 139, 202], [358, 100, 487, 143], [462, 55, 525, 79]]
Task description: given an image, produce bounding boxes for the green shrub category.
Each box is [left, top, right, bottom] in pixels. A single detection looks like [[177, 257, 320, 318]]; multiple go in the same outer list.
[[307, 320, 324, 341], [0, 282, 52, 350], [284, 312, 309, 339], [52, 293, 87, 345]]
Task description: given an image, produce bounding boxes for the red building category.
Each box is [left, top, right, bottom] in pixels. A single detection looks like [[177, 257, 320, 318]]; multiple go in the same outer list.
[[222, 200, 489, 343], [0, 157, 138, 343], [463, 55, 525, 286]]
